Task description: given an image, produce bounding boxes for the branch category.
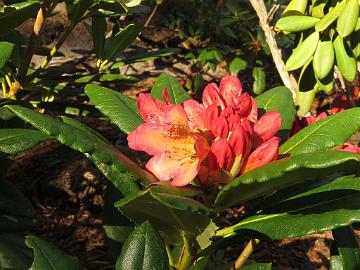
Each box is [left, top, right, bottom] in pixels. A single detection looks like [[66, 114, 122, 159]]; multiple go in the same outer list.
[[248, 0, 297, 99]]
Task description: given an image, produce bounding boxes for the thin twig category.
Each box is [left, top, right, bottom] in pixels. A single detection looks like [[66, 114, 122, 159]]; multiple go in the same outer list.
[[248, 0, 297, 98], [231, 238, 260, 270], [144, 3, 159, 28]]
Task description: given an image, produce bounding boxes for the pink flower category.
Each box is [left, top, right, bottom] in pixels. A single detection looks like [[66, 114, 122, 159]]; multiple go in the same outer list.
[[128, 90, 209, 187], [128, 76, 282, 187], [335, 143, 360, 154]]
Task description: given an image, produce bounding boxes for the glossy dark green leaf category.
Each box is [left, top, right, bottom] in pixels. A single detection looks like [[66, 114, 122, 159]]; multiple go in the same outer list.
[[215, 150, 360, 209], [5, 105, 140, 196], [0, 42, 14, 69], [106, 23, 142, 61], [85, 84, 143, 134], [115, 184, 211, 244], [0, 233, 32, 269], [280, 108, 360, 155], [119, 48, 181, 65], [0, 2, 40, 37], [216, 175, 360, 240], [332, 226, 360, 270], [116, 221, 168, 270], [68, 0, 93, 23], [0, 178, 37, 232], [151, 73, 191, 104], [0, 129, 52, 155], [92, 16, 107, 59], [75, 73, 137, 83], [25, 235, 83, 270], [255, 86, 296, 140]]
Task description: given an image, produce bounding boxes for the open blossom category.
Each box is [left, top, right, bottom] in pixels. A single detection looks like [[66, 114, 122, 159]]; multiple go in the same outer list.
[[128, 76, 282, 187]]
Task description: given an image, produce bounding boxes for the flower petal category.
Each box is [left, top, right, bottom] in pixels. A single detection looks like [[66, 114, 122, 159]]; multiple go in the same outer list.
[[219, 75, 243, 106], [335, 143, 360, 154], [146, 154, 200, 186], [211, 116, 229, 140], [202, 83, 226, 109], [208, 139, 234, 172], [136, 93, 174, 123], [203, 103, 220, 130], [253, 111, 282, 148], [241, 137, 280, 173], [183, 99, 205, 131]]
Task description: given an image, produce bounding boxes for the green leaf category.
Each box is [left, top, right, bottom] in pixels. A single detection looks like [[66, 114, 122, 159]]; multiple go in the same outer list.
[[255, 86, 296, 140], [92, 16, 107, 59], [116, 221, 169, 270], [119, 48, 181, 65], [241, 263, 272, 270], [106, 23, 142, 61], [313, 38, 334, 79], [0, 42, 14, 70], [151, 73, 191, 104], [68, 0, 93, 24], [333, 34, 357, 82], [286, 31, 319, 71], [332, 226, 360, 270], [115, 184, 211, 244], [229, 57, 247, 75], [25, 235, 83, 270], [252, 63, 266, 95], [276, 16, 320, 32], [0, 233, 32, 269], [5, 105, 140, 196], [336, 0, 359, 38], [315, 0, 346, 32], [215, 150, 360, 209], [280, 108, 360, 155], [216, 175, 360, 240], [0, 178, 37, 232], [85, 84, 143, 134], [0, 129, 52, 155], [0, 2, 40, 37]]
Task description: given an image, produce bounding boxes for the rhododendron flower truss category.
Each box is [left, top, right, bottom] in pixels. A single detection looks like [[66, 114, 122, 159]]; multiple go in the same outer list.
[[128, 76, 282, 187]]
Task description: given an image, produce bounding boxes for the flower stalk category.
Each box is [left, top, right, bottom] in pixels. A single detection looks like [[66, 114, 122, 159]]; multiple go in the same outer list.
[[232, 238, 260, 269]]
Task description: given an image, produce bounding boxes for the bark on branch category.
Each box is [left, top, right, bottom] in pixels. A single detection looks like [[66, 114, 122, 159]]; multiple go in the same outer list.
[[248, 0, 297, 99]]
